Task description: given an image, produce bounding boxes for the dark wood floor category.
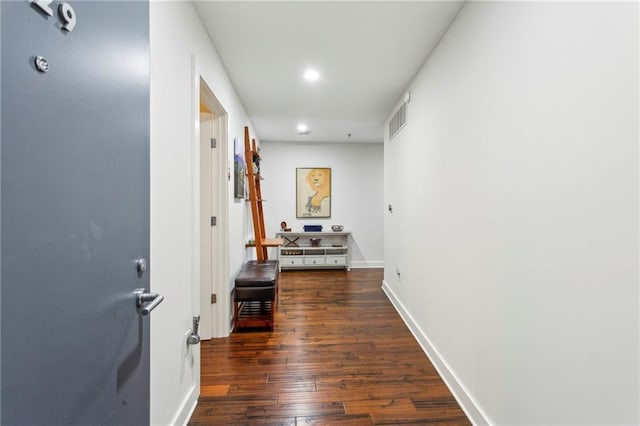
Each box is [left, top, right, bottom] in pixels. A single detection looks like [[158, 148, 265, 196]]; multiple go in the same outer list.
[[189, 268, 470, 425]]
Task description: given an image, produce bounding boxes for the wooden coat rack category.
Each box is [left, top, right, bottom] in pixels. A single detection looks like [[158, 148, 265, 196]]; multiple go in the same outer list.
[[244, 127, 282, 261]]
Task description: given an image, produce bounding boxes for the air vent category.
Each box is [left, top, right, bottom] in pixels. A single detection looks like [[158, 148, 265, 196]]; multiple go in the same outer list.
[[389, 102, 407, 140]]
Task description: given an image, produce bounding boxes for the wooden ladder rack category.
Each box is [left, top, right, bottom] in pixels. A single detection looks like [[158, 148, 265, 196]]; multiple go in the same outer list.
[[244, 127, 282, 261]]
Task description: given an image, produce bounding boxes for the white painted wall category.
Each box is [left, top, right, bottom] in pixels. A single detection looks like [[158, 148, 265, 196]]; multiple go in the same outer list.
[[383, 2, 639, 425], [150, 2, 255, 424], [259, 142, 384, 268]]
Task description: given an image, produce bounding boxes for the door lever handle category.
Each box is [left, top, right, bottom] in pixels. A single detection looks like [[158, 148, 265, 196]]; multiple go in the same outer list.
[[135, 288, 164, 316], [187, 315, 201, 345]]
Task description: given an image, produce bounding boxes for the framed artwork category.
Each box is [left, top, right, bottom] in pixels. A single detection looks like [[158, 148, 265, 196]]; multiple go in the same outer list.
[[233, 137, 245, 199], [296, 167, 331, 218]]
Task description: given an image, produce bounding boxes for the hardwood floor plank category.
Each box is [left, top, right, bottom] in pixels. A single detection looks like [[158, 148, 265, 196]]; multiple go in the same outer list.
[[188, 269, 470, 425], [278, 389, 372, 405], [245, 402, 345, 418], [190, 416, 295, 426], [295, 413, 374, 425], [197, 393, 277, 406], [344, 398, 417, 414], [200, 384, 230, 397], [229, 381, 317, 396], [201, 372, 268, 386]]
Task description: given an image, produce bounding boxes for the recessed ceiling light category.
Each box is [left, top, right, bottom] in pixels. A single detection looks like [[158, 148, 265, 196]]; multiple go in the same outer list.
[[303, 69, 320, 82], [297, 124, 309, 134]]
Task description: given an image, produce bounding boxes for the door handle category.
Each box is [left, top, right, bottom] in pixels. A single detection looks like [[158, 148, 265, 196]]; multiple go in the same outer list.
[[135, 288, 164, 316], [187, 315, 201, 345]]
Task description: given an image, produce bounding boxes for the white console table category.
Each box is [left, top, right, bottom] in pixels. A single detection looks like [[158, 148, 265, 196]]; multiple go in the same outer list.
[[275, 231, 351, 271]]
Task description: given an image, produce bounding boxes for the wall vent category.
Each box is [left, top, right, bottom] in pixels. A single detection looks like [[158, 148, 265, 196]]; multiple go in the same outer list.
[[389, 101, 407, 140]]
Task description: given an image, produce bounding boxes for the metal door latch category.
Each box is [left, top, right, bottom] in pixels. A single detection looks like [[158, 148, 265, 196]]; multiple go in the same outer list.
[[187, 315, 201, 345]]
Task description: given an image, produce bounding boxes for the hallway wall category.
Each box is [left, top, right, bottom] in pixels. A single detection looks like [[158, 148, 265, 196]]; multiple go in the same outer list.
[[259, 141, 384, 268], [383, 2, 639, 424], [150, 2, 255, 424]]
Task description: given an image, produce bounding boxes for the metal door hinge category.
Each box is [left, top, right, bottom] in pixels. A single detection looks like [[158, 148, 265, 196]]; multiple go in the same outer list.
[[211, 294, 217, 304], [210, 216, 217, 226], [210, 138, 216, 148]]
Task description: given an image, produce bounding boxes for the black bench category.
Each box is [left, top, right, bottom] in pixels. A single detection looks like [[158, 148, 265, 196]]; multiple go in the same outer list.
[[233, 260, 279, 331]]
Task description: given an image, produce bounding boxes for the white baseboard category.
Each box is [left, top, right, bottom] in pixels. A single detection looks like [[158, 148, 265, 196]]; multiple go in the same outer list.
[[381, 280, 490, 426], [170, 384, 199, 426], [350, 260, 384, 268]]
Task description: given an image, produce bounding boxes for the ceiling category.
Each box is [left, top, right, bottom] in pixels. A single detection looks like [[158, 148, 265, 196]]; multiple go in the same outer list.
[[194, 1, 465, 143]]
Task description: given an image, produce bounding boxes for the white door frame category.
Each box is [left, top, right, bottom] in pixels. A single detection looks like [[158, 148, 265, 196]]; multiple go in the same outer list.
[[192, 57, 230, 343]]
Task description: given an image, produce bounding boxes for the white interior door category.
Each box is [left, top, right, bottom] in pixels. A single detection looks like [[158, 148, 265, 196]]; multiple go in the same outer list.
[[198, 78, 229, 339], [199, 111, 215, 339]]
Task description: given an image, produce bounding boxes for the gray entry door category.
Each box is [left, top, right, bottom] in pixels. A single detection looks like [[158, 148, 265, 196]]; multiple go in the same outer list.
[[1, 1, 151, 424]]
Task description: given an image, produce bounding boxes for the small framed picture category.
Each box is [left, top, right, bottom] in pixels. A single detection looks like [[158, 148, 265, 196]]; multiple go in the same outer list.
[[233, 138, 245, 199]]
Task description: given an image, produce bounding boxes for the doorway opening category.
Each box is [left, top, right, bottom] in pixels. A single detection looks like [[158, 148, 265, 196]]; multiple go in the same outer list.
[[199, 77, 229, 339]]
